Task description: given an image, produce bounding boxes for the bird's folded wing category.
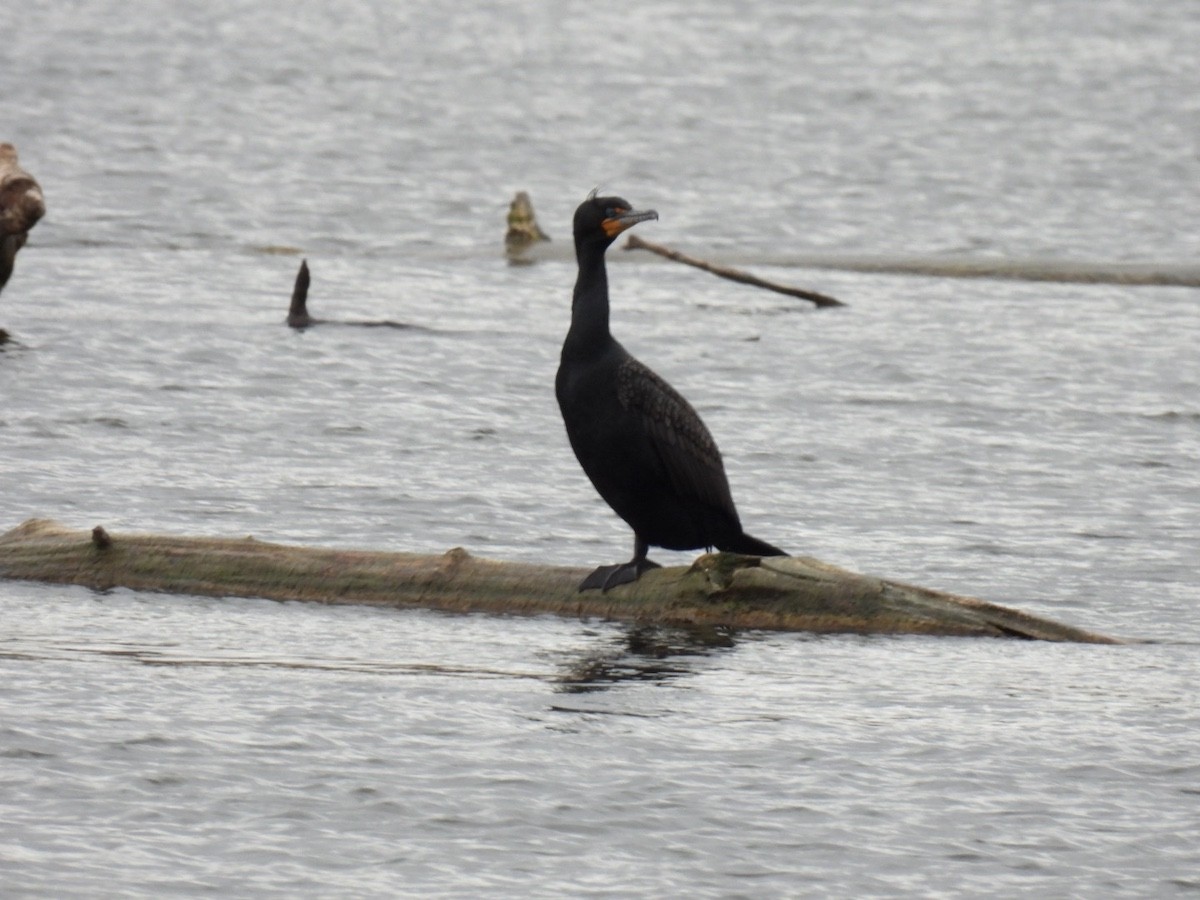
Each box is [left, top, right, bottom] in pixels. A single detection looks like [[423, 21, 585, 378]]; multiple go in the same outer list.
[[617, 357, 736, 512]]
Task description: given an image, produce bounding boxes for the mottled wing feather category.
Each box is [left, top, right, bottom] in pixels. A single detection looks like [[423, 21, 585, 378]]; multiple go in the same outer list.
[[617, 356, 736, 513]]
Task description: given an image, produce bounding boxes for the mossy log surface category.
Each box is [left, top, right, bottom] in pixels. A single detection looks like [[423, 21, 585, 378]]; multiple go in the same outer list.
[[0, 519, 1123, 643]]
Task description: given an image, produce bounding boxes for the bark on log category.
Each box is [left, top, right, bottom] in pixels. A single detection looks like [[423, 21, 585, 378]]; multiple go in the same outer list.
[[624, 234, 846, 307], [0, 519, 1123, 643], [0, 144, 44, 237], [1, 143, 45, 326]]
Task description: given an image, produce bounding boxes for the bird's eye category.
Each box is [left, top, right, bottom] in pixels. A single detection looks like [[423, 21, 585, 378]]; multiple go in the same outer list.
[[604, 207, 616, 218]]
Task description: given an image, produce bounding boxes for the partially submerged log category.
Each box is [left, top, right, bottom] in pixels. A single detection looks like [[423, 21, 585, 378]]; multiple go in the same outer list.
[[504, 191, 550, 262], [501, 192, 843, 307], [0, 143, 45, 297], [286, 258, 315, 327], [285, 259, 417, 330], [501, 192, 1199, 289], [783, 252, 1200, 288], [624, 234, 845, 307], [0, 519, 1123, 643]]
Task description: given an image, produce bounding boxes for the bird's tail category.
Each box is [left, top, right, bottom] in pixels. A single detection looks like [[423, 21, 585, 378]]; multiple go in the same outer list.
[[720, 532, 788, 557]]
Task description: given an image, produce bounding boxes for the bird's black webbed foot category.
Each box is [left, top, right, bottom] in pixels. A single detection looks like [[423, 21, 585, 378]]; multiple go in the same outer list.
[[577, 557, 662, 592]]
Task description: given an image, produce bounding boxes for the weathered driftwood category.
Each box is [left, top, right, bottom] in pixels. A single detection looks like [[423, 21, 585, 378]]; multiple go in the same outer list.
[[781, 252, 1200, 288], [0, 519, 1123, 643], [624, 234, 845, 307], [286, 258, 316, 327], [502, 192, 1198, 289], [285, 259, 417, 330], [0, 143, 45, 298], [504, 191, 550, 262], [501, 192, 845, 308]]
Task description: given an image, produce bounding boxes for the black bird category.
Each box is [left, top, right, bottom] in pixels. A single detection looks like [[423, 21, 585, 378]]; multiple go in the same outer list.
[[556, 193, 786, 591]]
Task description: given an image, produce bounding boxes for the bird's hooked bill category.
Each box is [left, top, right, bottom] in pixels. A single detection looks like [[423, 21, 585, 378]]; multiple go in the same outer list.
[[602, 207, 658, 237]]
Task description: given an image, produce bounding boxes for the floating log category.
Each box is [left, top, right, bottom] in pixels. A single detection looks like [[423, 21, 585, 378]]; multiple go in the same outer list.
[[624, 234, 845, 307], [0, 143, 45, 298], [0, 519, 1123, 643]]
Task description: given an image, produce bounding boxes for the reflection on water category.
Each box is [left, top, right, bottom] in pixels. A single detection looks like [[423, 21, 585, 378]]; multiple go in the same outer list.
[[554, 624, 736, 693], [2, 583, 1199, 898], [0, 596, 747, 691], [0, 642, 549, 679]]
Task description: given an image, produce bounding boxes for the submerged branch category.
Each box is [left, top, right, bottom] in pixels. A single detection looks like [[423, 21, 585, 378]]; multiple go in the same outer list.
[[624, 235, 846, 308], [0, 519, 1123, 643], [783, 253, 1200, 288]]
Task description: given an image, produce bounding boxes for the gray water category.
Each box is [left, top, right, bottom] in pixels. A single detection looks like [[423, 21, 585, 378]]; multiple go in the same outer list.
[[2, 1, 1199, 896]]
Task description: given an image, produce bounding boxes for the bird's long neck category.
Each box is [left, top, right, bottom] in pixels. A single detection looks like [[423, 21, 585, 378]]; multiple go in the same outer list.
[[564, 242, 613, 358]]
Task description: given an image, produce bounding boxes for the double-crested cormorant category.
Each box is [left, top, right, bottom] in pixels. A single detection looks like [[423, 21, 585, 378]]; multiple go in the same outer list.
[[556, 193, 786, 591]]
